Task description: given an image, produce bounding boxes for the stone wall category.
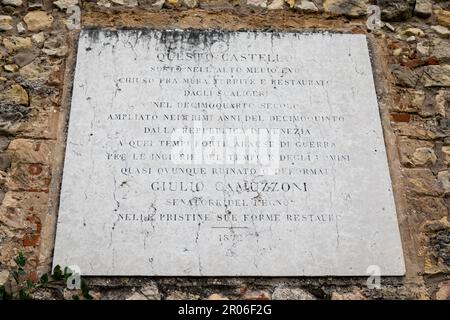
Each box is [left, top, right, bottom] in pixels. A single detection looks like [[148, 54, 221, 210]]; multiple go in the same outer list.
[[0, 0, 449, 300]]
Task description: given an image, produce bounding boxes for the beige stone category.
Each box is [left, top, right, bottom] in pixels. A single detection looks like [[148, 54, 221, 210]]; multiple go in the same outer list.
[[1, 84, 29, 106], [7, 139, 55, 164], [0, 15, 13, 31], [436, 281, 450, 300], [443, 146, 450, 166], [0, 270, 9, 286], [3, 36, 32, 52], [403, 168, 443, 196], [23, 11, 54, 32], [207, 293, 229, 300], [403, 28, 425, 37], [436, 10, 450, 28]]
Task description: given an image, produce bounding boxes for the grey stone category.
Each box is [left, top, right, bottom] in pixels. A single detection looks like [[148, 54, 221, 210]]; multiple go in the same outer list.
[[272, 286, 317, 300], [13, 49, 39, 67], [431, 25, 450, 38], [323, 0, 369, 17], [1, 0, 23, 6], [0, 137, 11, 152], [431, 41, 450, 63], [0, 153, 11, 171], [422, 66, 450, 87], [53, 29, 405, 276], [379, 0, 415, 22], [414, 0, 432, 18]]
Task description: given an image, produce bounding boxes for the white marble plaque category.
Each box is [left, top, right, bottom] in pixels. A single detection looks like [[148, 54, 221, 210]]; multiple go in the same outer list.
[[53, 29, 405, 276]]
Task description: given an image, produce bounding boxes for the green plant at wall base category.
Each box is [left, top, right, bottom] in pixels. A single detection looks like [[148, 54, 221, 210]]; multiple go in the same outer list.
[[0, 252, 92, 300]]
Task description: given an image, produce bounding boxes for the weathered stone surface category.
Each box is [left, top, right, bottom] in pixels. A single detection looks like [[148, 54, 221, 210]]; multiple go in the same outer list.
[[437, 170, 450, 195], [403, 28, 425, 37], [0, 270, 9, 286], [436, 10, 450, 29], [398, 138, 436, 167], [392, 67, 420, 87], [242, 290, 271, 300], [421, 66, 450, 87], [379, 0, 415, 22], [207, 293, 229, 300], [0, 15, 13, 31], [431, 25, 450, 38], [272, 286, 316, 300], [0, 137, 11, 152], [6, 163, 51, 191], [140, 283, 161, 299], [430, 41, 450, 64], [414, 0, 432, 18], [0, 84, 29, 106], [403, 168, 443, 196], [2, 0, 23, 6], [111, 0, 138, 6], [331, 289, 367, 300], [53, 0, 78, 10], [183, 0, 197, 8], [436, 281, 450, 300], [7, 139, 54, 164], [13, 49, 39, 67], [166, 291, 200, 300], [42, 37, 68, 57], [296, 0, 318, 12], [443, 146, 450, 166], [323, 0, 368, 17], [3, 37, 32, 53], [0, 153, 11, 171], [125, 292, 147, 300], [0, 103, 28, 134], [267, 0, 283, 10], [23, 11, 54, 32], [53, 30, 405, 276]]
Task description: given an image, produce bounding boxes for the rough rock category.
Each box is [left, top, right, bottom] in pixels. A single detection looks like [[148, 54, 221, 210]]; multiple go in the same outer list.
[[379, 0, 415, 22], [242, 290, 271, 300], [0, 153, 11, 171], [399, 138, 436, 167], [331, 289, 367, 300], [267, 0, 284, 10], [392, 67, 420, 88], [13, 49, 39, 67], [23, 11, 54, 32], [0, 16, 13, 31], [111, 0, 138, 6], [53, 0, 78, 10], [421, 66, 450, 87], [403, 28, 425, 37], [7, 139, 54, 164], [430, 41, 450, 64], [0, 84, 29, 106], [403, 168, 443, 196], [297, 0, 318, 12], [126, 292, 148, 300], [0, 270, 9, 286], [436, 10, 450, 29], [140, 283, 161, 299], [414, 0, 432, 18], [272, 286, 316, 300], [431, 25, 450, 38], [207, 293, 229, 300], [323, 0, 369, 18], [436, 281, 450, 300], [2, 0, 23, 6], [183, 0, 197, 8], [437, 170, 450, 195], [247, 0, 267, 7], [166, 291, 200, 300], [3, 37, 32, 53], [0, 137, 10, 152], [16, 22, 26, 34], [442, 146, 450, 166]]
